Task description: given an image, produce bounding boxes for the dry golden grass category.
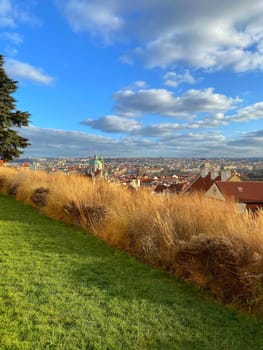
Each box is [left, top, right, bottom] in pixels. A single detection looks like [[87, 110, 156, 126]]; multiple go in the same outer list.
[[1, 167, 262, 251], [0, 166, 262, 311]]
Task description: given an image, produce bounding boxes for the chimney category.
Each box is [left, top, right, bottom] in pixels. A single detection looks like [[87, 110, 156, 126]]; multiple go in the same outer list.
[[210, 169, 219, 180], [200, 163, 209, 178], [221, 169, 232, 182]]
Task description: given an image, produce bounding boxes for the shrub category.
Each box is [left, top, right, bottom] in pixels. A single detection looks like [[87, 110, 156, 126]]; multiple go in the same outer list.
[[30, 187, 50, 207]]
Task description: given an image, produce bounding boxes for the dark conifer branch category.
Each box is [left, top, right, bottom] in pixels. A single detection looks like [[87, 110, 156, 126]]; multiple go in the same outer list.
[[0, 55, 31, 161]]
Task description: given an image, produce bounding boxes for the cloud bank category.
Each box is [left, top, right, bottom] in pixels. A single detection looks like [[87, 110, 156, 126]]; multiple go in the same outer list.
[[17, 125, 263, 158], [60, 0, 263, 72], [112, 88, 238, 118]]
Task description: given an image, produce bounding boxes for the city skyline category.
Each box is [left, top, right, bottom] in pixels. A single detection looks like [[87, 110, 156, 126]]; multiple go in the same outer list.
[[1, 0, 263, 158]]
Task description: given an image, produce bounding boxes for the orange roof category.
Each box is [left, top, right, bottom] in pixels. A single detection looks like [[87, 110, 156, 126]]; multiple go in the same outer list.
[[186, 173, 221, 192], [140, 178, 153, 183], [215, 181, 263, 203]]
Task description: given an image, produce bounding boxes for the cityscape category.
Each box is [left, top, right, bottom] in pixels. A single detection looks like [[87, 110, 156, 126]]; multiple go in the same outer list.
[[11, 156, 263, 186]]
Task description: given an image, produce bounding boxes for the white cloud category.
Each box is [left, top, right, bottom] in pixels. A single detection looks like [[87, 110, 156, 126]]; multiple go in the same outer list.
[[228, 102, 263, 122], [172, 100, 263, 129], [133, 81, 147, 88], [134, 123, 182, 137], [183, 101, 263, 128], [1, 31, 23, 44], [82, 115, 141, 133], [163, 70, 196, 87], [62, 0, 123, 43], [5, 58, 54, 85], [0, 0, 14, 27], [133, 0, 263, 71], [59, 0, 263, 72], [119, 54, 133, 65], [123, 80, 148, 90], [82, 114, 229, 137], [196, 101, 263, 127], [0, 0, 37, 28], [113, 87, 239, 118], [83, 117, 191, 137], [135, 100, 263, 133]]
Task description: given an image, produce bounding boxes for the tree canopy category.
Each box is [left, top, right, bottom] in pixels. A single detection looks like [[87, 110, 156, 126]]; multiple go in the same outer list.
[[0, 55, 30, 161]]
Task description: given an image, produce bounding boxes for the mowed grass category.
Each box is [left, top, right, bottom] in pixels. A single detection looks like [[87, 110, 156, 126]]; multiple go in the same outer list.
[[0, 194, 262, 350]]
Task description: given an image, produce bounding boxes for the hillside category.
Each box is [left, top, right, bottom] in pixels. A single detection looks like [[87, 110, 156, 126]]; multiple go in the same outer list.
[[0, 194, 262, 350]]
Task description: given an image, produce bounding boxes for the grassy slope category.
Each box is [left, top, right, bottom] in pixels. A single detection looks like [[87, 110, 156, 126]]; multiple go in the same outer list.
[[0, 194, 262, 350]]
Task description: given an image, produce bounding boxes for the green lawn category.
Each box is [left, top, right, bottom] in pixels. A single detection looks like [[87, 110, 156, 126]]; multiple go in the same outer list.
[[0, 194, 262, 350]]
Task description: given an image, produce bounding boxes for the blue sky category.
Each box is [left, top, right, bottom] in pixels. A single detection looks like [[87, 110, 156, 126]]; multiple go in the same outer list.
[[1, 0, 263, 158]]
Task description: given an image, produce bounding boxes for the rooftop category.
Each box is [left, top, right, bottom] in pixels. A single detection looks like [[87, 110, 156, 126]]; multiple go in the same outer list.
[[215, 181, 263, 203]]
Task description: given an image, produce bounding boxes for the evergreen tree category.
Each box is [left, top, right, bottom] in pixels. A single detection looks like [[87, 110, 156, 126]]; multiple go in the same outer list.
[[0, 54, 30, 161]]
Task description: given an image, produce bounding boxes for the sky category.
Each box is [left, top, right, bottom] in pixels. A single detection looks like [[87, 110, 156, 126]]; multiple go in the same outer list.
[[1, 0, 263, 158]]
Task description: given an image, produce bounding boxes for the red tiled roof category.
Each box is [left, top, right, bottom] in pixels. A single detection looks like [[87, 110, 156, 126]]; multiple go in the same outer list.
[[186, 173, 221, 192], [140, 178, 153, 183], [215, 181, 263, 203]]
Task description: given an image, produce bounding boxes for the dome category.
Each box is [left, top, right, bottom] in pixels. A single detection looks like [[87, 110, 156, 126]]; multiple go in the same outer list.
[[89, 159, 102, 166]]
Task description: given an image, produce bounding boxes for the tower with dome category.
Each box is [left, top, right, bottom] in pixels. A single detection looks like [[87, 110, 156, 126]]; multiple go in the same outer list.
[[88, 155, 104, 177]]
